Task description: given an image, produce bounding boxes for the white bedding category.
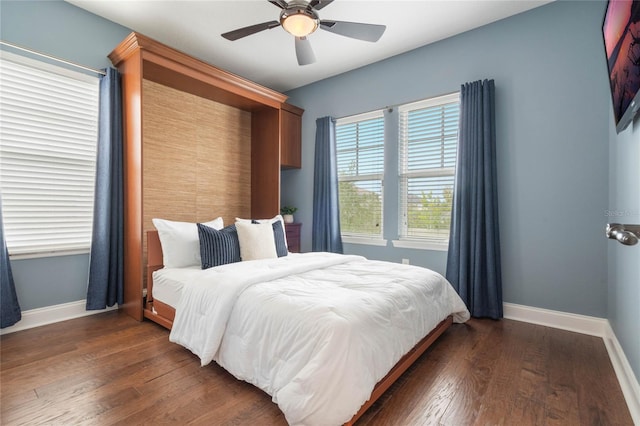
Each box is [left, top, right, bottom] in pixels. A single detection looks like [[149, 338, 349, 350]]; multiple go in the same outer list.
[[166, 252, 470, 425], [152, 266, 201, 308]]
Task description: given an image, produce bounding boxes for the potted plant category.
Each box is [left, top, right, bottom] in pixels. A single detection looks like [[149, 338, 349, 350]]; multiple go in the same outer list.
[[280, 206, 297, 224]]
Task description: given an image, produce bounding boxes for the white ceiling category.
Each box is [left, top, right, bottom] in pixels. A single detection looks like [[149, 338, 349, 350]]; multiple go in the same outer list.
[[67, 0, 551, 92]]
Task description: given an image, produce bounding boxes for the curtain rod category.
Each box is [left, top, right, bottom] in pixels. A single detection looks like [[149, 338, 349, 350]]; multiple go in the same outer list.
[[0, 40, 107, 76]]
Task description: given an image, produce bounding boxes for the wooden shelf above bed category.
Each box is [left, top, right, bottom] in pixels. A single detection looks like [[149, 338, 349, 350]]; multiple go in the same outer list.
[[109, 32, 301, 321], [109, 32, 286, 110]]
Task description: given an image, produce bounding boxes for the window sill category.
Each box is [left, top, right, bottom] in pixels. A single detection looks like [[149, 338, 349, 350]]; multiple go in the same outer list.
[[9, 249, 90, 260], [392, 239, 448, 252], [342, 236, 388, 247]]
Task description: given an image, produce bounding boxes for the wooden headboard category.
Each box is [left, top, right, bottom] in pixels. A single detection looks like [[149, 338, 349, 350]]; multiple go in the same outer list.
[[146, 230, 163, 302], [145, 230, 177, 329]]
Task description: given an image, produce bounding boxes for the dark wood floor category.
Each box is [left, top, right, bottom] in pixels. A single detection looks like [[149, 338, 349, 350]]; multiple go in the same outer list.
[[1, 311, 633, 425]]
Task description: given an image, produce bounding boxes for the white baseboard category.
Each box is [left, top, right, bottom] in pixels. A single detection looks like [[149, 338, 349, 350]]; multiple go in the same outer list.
[[603, 322, 640, 425], [504, 302, 639, 425], [503, 302, 609, 337], [0, 299, 117, 335]]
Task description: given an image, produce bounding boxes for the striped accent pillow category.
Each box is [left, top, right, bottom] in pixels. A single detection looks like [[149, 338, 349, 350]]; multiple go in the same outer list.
[[272, 220, 288, 257], [197, 223, 241, 269]]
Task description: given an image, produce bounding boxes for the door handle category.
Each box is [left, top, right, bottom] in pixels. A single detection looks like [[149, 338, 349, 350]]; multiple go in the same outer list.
[[606, 223, 640, 246]]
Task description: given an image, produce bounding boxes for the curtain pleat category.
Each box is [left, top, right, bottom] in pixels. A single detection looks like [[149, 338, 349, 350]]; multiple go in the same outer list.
[[86, 68, 124, 310], [312, 117, 344, 253], [446, 79, 503, 319], [1, 195, 21, 328]]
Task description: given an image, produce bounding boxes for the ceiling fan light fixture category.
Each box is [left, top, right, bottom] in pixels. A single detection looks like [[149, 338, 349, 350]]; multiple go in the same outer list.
[[223, 0, 385, 66], [280, 7, 319, 37]]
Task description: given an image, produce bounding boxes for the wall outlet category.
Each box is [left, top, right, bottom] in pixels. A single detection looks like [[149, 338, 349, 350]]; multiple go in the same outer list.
[[402, 258, 410, 265]]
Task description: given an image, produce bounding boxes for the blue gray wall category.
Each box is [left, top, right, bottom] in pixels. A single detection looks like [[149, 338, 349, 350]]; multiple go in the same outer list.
[[283, 0, 611, 318], [0, 0, 130, 310], [607, 115, 639, 380]]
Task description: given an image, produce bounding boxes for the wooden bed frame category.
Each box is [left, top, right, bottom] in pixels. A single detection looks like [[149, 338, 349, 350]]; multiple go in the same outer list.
[[144, 230, 453, 425]]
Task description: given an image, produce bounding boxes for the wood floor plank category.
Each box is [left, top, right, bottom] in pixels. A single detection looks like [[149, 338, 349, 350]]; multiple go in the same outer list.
[[473, 320, 528, 426], [0, 311, 633, 426], [437, 320, 505, 425], [573, 329, 631, 426], [515, 323, 549, 403], [544, 329, 581, 425], [416, 324, 487, 425], [507, 394, 547, 425]]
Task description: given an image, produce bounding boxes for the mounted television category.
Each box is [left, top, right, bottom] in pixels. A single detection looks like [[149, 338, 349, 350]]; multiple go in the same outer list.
[[602, 0, 640, 133]]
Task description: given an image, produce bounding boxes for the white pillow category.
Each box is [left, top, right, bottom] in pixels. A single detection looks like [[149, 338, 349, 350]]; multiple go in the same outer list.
[[236, 214, 288, 248], [152, 217, 224, 268], [235, 220, 277, 261]]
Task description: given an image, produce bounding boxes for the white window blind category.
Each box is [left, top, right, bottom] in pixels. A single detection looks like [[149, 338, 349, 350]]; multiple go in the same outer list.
[[336, 110, 384, 239], [398, 93, 459, 243], [0, 52, 99, 256]]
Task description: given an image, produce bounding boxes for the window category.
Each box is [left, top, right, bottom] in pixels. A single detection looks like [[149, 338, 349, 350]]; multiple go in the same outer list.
[[397, 93, 459, 248], [0, 52, 100, 257], [336, 111, 385, 241]]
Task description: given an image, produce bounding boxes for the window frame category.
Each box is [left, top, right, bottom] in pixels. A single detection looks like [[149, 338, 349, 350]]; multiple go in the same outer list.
[[335, 109, 386, 244], [0, 51, 100, 259], [394, 92, 460, 251]]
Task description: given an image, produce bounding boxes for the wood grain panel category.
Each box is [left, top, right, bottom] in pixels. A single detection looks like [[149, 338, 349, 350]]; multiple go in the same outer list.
[[120, 50, 144, 321], [280, 103, 303, 169], [142, 79, 252, 267], [251, 107, 280, 218], [195, 97, 251, 222], [143, 79, 198, 221]]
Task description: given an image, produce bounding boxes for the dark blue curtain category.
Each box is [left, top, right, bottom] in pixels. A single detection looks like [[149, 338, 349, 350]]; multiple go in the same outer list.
[[312, 116, 343, 253], [446, 79, 503, 319], [1, 196, 21, 328], [86, 68, 124, 310]]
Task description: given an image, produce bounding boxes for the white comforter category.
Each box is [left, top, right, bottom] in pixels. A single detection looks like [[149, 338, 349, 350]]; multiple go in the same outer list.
[[169, 252, 469, 425]]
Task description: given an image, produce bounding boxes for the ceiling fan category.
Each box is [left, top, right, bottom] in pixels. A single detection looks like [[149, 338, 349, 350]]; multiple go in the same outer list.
[[221, 0, 386, 66]]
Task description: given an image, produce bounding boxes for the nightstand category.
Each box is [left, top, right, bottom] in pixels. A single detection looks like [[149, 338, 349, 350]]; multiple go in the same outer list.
[[285, 223, 301, 253]]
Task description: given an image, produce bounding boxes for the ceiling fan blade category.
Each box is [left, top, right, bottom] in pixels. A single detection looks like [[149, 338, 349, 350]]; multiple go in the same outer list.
[[295, 36, 316, 66], [309, 0, 334, 10], [320, 20, 386, 42], [222, 21, 280, 41], [268, 0, 288, 9]]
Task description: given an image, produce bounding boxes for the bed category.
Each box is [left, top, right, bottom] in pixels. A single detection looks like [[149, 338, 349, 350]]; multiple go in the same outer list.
[[144, 229, 470, 425]]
